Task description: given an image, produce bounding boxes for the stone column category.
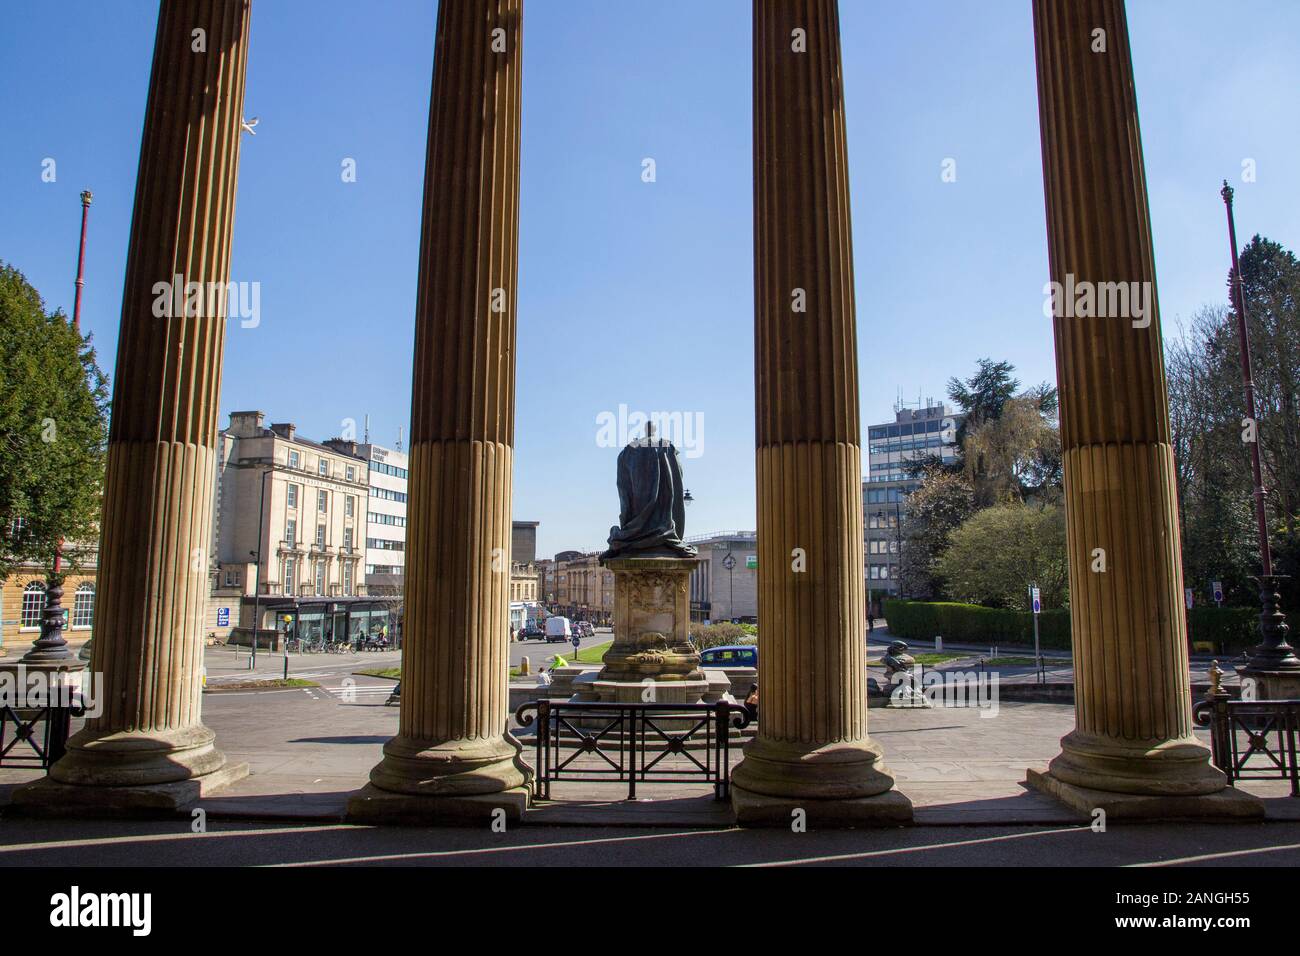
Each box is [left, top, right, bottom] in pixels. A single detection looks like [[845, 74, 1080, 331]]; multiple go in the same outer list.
[[731, 0, 910, 825], [1024, 0, 1259, 819], [16, 0, 252, 811], [348, 0, 530, 825]]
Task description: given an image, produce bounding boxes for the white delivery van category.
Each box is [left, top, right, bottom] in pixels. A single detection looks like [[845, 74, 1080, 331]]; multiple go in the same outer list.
[[544, 616, 572, 643]]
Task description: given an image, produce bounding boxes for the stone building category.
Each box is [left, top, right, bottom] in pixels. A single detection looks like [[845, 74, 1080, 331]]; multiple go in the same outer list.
[[687, 531, 759, 623], [213, 411, 371, 646], [0, 549, 98, 654]]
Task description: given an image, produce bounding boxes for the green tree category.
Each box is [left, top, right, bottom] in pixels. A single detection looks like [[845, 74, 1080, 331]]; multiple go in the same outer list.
[[897, 465, 976, 600], [0, 263, 109, 582], [935, 502, 1068, 610]]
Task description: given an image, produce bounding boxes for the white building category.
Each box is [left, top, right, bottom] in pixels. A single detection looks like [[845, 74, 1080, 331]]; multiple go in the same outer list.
[[356, 442, 408, 596]]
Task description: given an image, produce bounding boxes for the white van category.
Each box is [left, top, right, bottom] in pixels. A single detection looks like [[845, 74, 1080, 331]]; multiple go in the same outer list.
[[544, 616, 572, 643]]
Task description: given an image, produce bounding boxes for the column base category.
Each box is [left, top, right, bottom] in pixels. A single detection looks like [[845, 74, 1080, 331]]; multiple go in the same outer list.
[[1237, 666, 1300, 702], [49, 723, 232, 787], [11, 762, 248, 817], [1025, 768, 1263, 821], [366, 732, 533, 798], [1043, 730, 1230, 796], [731, 735, 900, 801], [346, 784, 530, 827], [732, 785, 913, 827]]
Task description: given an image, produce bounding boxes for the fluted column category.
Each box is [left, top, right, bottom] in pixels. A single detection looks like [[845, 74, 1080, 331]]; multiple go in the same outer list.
[[1025, 0, 1258, 818], [731, 0, 909, 825], [32, 0, 251, 797], [350, 0, 530, 823]]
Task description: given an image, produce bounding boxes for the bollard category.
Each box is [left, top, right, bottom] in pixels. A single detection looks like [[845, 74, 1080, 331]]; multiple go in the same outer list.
[[935, 635, 943, 653], [520, 655, 530, 676]]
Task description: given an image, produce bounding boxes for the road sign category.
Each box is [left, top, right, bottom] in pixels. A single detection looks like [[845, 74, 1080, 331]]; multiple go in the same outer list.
[[1212, 581, 1224, 605], [745, 555, 758, 569], [1030, 586, 1041, 615], [1185, 588, 1194, 610], [216, 606, 230, 627], [722, 553, 736, 571], [571, 635, 580, 650]]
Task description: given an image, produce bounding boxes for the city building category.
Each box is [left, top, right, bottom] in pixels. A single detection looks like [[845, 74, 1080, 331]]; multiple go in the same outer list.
[[863, 400, 962, 611], [213, 411, 389, 648], [687, 531, 758, 623], [511, 520, 538, 564], [540, 550, 614, 625], [349, 441, 408, 597]]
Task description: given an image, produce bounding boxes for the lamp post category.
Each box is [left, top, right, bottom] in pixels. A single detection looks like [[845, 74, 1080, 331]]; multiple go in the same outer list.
[[248, 464, 273, 669], [722, 551, 736, 621], [24, 191, 93, 665], [1220, 182, 1298, 686]]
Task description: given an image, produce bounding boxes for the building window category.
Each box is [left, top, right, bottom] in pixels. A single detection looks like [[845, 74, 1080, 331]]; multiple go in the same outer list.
[[318, 489, 328, 512], [314, 562, 325, 596], [343, 528, 353, 550], [284, 559, 296, 594], [21, 581, 46, 629], [285, 518, 296, 545], [287, 483, 298, 509], [343, 562, 354, 594], [318, 459, 329, 476], [345, 495, 355, 517], [346, 465, 355, 482], [316, 524, 326, 547], [289, 450, 300, 469], [71, 583, 95, 629]]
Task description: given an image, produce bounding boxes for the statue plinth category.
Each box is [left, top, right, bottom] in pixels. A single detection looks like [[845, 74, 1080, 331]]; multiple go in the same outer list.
[[570, 557, 729, 708]]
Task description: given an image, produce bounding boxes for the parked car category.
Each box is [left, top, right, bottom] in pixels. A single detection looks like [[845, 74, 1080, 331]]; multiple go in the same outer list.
[[520, 624, 545, 641], [699, 645, 758, 667], [544, 616, 572, 643], [575, 621, 595, 638]]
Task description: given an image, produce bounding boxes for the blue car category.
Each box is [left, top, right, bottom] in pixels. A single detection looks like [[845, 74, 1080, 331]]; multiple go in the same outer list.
[[699, 645, 757, 667]]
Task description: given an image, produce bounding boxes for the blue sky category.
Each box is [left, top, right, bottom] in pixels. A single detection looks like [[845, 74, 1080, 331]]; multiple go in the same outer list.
[[4, 1, 1298, 558]]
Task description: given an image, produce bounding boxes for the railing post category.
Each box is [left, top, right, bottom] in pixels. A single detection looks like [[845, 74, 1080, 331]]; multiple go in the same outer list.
[[537, 700, 551, 801]]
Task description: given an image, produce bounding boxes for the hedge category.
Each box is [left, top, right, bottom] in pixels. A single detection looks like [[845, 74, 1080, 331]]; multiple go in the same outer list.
[[883, 600, 1072, 650], [883, 599, 1262, 654]]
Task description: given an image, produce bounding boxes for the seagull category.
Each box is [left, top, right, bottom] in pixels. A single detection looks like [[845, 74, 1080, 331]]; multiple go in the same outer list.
[[240, 116, 259, 136]]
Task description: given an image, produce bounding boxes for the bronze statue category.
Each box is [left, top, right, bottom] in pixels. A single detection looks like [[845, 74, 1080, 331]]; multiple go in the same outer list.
[[600, 424, 698, 563]]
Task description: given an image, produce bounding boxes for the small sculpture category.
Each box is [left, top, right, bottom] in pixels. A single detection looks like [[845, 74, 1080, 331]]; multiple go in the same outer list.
[[883, 640, 915, 679]]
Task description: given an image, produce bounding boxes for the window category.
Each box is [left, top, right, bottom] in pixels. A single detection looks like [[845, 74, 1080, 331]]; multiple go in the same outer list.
[[316, 524, 326, 547], [370, 487, 407, 503], [284, 558, 296, 594], [288, 450, 300, 469], [345, 495, 355, 517], [343, 528, 353, 550], [285, 518, 296, 545], [71, 583, 95, 629], [317, 489, 328, 512], [346, 465, 355, 482], [287, 483, 298, 509], [318, 459, 329, 476], [21, 581, 46, 629], [314, 562, 325, 596], [343, 562, 354, 594]]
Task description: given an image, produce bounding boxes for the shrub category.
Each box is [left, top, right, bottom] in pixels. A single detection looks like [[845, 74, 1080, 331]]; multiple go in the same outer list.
[[690, 622, 757, 650]]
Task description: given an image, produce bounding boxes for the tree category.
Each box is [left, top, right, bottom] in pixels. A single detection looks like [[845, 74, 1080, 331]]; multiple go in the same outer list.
[[947, 358, 1062, 506], [935, 502, 1068, 610], [0, 263, 109, 582], [897, 465, 976, 599], [1164, 235, 1300, 609]]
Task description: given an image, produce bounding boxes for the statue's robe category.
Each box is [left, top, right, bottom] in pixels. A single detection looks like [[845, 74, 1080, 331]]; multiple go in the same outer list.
[[600, 438, 698, 561]]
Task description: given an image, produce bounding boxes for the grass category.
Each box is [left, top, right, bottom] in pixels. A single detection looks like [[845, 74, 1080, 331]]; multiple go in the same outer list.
[[207, 678, 318, 690], [356, 667, 401, 680], [574, 640, 611, 664], [867, 652, 967, 666]]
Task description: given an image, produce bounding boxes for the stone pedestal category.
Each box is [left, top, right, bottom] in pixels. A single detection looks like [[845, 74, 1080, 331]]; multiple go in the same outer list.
[[579, 558, 716, 706], [16, 0, 252, 814], [1024, 0, 1259, 820]]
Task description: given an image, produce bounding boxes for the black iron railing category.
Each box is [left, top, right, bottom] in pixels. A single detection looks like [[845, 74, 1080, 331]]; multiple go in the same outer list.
[[1208, 695, 1300, 797], [514, 699, 751, 800], [0, 697, 82, 770]]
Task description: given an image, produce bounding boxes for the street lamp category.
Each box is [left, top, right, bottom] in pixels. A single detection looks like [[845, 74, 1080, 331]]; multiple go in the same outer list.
[[1220, 182, 1298, 683], [248, 464, 273, 668], [722, 551, 736, 622]]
